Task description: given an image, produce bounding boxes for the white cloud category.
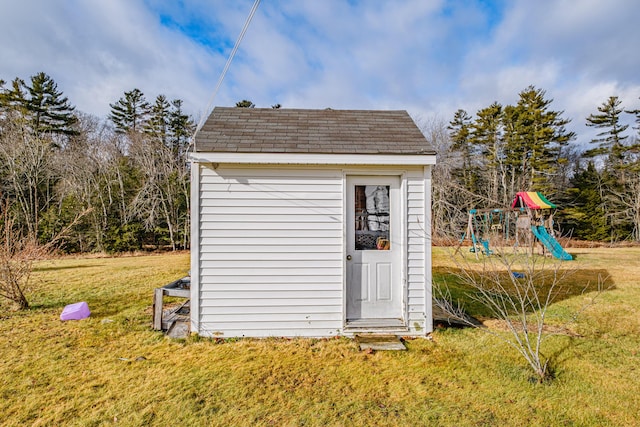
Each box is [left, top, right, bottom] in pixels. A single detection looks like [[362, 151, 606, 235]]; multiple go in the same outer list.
[[448, 0, 640, 143], [0, 0, 226, 118], [1, 0, 638, 145]]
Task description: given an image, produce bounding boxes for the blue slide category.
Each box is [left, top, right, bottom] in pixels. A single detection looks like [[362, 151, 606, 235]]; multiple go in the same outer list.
[[530, 226, 572, 260]]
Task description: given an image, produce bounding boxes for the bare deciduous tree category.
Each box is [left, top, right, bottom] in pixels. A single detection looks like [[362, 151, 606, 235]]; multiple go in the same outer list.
[[128, 133, 189, 250], [0, 117, 59, 237], [417, 115, 486, 240], [55, 114, 129, 251], [0, 198, 48, 309], [0, 196, 89, 309], [602, 146, 640, 241], [435, 243, 603, 382]]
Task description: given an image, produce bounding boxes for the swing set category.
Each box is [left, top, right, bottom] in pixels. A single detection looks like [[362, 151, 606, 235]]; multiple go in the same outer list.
[[456, 192, 572, 260]]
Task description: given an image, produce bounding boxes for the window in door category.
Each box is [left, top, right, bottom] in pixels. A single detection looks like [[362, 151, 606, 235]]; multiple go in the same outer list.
[[354, 185, 390, 250]]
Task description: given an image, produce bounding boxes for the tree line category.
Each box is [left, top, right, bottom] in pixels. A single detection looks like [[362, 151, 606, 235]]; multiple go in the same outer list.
[[1, 73, 640, 254], [0, 72, 194, 253], [432, 85, 640, 242]]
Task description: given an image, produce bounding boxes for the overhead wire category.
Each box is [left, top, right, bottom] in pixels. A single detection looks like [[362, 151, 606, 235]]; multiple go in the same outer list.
[[191, 0, 261, 150]]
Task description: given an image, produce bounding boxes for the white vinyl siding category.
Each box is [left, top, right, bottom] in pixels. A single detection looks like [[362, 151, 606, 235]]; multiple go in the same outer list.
[[196, 165, 344, 337], [193, 163, 433, 337], [406, 169, 428, 332]]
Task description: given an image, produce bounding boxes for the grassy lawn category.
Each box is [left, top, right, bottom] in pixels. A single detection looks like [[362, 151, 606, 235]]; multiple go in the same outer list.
[[1, 248, 639, 426]]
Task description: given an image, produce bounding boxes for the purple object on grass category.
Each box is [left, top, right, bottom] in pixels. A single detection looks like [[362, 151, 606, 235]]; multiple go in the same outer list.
[[60, 301, 91, 321]]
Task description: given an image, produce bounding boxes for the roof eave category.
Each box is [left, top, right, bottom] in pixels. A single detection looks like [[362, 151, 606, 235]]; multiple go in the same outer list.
[[189, 152, 437, 166]]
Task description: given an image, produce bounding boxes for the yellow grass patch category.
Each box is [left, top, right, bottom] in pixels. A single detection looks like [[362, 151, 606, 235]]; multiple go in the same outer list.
[[0, 249, 638, 426]]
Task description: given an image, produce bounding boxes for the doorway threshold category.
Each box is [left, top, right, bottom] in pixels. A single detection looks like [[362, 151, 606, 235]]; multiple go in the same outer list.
[[344, 318, 407, 332]]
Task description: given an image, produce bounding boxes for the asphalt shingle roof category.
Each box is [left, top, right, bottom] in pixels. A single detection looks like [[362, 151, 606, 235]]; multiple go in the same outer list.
[[194, 107, 436, 155]]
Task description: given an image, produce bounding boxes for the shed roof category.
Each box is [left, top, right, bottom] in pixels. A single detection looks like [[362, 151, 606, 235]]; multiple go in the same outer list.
[[194, 107, 436, 155]]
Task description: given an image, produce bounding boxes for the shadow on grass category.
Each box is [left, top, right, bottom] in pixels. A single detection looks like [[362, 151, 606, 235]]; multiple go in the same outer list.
[[33, 264, 104, 273], [433, 266, 614, 320]]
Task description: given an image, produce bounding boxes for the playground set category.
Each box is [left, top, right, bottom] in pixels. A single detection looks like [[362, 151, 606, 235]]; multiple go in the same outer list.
[[458, 192, 572, 261]]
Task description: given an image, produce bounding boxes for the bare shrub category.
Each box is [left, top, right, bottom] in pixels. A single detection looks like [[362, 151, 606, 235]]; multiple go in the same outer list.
[[0, 199, 89, 309], [435, 243, 604, 382], [0, 208, 48, 309]]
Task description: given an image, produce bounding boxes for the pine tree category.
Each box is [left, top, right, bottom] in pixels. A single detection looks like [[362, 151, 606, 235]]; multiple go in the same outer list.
[[624, 96, 640, 138], [109, 89, 150, 133], [235, 99, 255, 108], [515, 86, 575, 193], [501, 104, 526, 195], [586, 96, 629, 166], [144, 96, 194, 160], [168, 99, 195, 161], [25, 72, 78, 137], [1, 74, 78, 138], [563, 162, 609, 240], [0, 78, 29, 123], [0, 79, 8, 112], [448, 109, 477, 192], [145, 94, 171, 145], [471, 102, 504, 204], [585, 96, 640, 241]]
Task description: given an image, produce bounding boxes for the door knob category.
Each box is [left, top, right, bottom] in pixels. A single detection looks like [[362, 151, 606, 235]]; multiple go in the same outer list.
[[346, 255, 352, 261]]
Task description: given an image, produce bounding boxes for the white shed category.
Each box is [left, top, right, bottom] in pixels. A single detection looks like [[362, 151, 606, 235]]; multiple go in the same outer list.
[[189, 107, 436, 338]]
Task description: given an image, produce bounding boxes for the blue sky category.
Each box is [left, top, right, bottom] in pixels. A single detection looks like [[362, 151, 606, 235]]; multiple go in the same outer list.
[[1, 0, 639, 145]]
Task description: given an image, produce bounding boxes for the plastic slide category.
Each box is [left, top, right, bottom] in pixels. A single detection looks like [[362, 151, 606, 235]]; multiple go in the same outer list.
[[530, 226, 572, 260]]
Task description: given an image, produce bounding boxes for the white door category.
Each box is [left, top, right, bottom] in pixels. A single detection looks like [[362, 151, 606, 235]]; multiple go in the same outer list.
[[346, 176, 403, 324]]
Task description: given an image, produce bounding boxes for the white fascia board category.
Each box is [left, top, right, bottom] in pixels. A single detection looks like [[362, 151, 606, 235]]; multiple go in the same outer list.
[[189, 152, 436, 166]]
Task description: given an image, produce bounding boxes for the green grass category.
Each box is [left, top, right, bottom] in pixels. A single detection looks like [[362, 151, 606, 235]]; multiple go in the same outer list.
[[1, 249, 639, 426]]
